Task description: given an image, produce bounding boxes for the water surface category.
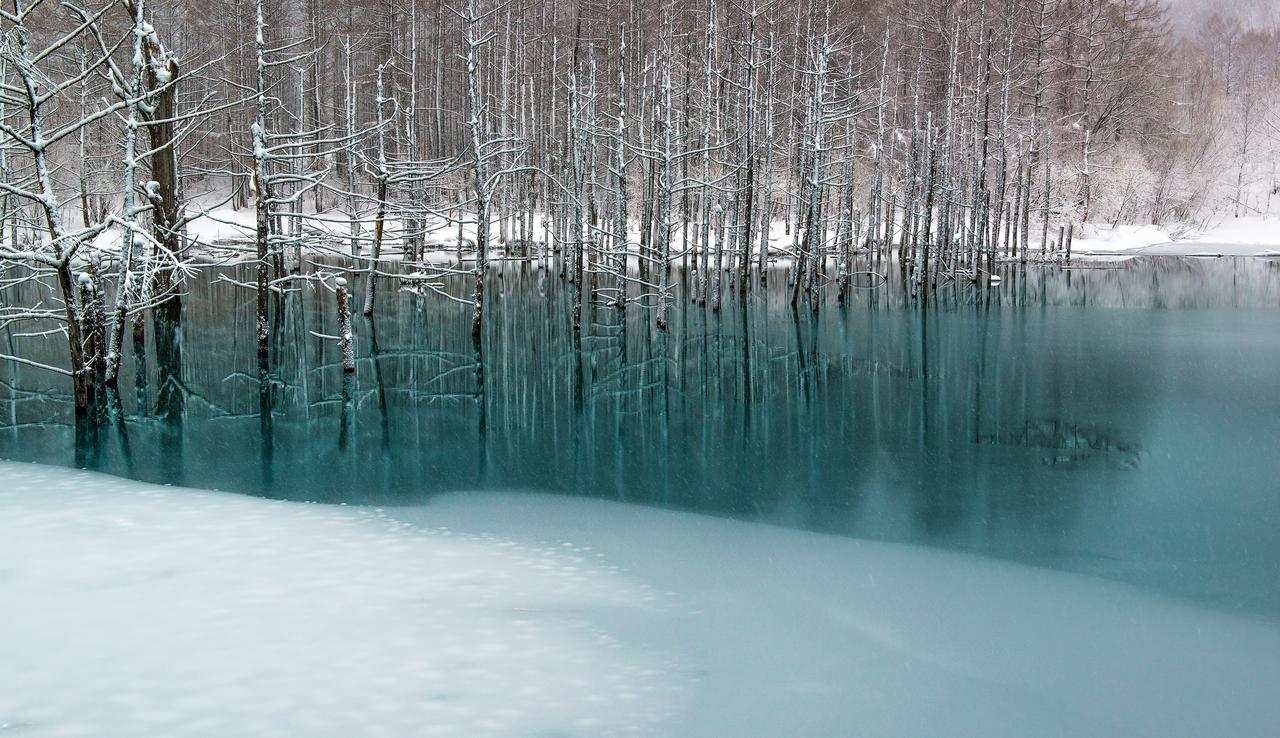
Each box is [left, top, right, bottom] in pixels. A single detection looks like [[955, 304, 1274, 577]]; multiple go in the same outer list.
[[3, 256, 1279, 617]]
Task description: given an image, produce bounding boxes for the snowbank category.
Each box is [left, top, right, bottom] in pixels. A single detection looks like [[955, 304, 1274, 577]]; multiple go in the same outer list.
[[1073, 217, 1280, 258], [1194, 216, 1280, 248], [1070, 223, 1173, 256], [0, 463, 685, 737], [399, 493, 1280, 738]]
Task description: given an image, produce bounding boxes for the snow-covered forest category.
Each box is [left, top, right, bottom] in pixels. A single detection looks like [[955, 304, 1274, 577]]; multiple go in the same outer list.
[[1, 0, 1278, 413]]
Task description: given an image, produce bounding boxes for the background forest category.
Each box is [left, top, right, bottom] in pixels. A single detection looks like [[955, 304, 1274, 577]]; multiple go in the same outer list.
[[1, 0, 1278, 414], [41, 0, 1280, 230]]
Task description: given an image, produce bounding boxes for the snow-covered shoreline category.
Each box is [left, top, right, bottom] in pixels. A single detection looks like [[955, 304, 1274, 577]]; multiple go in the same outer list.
[[397, 492, 1280, 738], [1070, 217, 1280, 258], [0, 463, 687, 738], [5, 462, 1280, 737], [43, 172, 1276, 284], [95, 190, 1280, 267]]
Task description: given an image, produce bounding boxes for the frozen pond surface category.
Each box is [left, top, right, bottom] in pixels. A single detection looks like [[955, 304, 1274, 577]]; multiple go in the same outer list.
[[2, 255, 1280, 622]]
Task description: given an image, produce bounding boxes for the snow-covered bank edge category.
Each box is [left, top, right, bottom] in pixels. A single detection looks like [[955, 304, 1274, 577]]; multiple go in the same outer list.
[[6, 460, 1279, 738], [1071, 217, 1280, 259], [0, 463, 687, 738], [397, 492, 1280, 738], [79, 184, 1280, 268]]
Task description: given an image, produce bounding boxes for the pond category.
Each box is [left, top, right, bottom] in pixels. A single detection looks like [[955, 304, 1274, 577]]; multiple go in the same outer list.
[[3, 255, 1279, 618]]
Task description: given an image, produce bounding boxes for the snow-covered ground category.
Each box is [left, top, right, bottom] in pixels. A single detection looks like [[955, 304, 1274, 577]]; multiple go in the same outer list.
[[171, 194, 480, 263], [1072, 216, 1280, 258], [171, 191, 806, 262], [398, 493, 1280, 738], [6, 463, 1280, 737], [0, 463, 687, 738], [83, 182, 1280, 265]]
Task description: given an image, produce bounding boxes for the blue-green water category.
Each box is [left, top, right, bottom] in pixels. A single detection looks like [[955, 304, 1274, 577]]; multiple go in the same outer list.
[[3, 257, 1279, 616]]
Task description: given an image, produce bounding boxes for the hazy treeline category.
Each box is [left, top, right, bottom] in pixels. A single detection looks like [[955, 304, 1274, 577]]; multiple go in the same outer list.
[[146, 0, 1280, 224], [15, 0, 1280, 239]]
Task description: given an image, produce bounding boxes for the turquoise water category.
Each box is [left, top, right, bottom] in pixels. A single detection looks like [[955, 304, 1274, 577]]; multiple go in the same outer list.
[[3, 256, 1279, 616]]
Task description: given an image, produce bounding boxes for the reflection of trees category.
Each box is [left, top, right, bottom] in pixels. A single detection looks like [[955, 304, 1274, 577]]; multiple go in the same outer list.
[[0, 257, 1272, 548], [980, 419, 1144, 470]]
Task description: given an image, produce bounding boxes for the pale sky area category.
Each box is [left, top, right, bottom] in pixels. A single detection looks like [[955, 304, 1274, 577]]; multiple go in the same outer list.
[[1164, 0, 1280, 30]]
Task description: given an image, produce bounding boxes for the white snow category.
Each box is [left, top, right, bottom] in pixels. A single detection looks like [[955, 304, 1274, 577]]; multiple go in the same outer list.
[[8, 462, 1280, 737], [0, 463, 686, 738], [397, 493, 1280, 738], [1069, 222, 1174, 256], [1072, 216, 1280, 258], [1191, 216, 1280, 247]]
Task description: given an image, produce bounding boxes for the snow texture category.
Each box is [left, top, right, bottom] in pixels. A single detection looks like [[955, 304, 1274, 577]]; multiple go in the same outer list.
[[1072, 217, 1280, 258], [0, 463, 686, 738], [400, 492, 1280, 738], [6, 461, 1280, 738]]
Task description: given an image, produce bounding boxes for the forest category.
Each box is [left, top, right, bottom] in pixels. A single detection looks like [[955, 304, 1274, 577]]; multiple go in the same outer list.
[[0, 0, 1277, 419]]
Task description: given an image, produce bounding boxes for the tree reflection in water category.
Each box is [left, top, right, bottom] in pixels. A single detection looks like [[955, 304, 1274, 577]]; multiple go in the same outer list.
[[2, 255, 1279, 614]]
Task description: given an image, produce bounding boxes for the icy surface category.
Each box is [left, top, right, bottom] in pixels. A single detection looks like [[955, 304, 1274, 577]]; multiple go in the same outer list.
[[0, 463, 685, 738], [399, 493, 1280, 738]]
